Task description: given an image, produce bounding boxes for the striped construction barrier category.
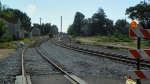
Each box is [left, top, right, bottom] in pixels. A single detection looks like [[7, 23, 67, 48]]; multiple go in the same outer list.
[[130, 28, 150, 38], [128, 70, 150, 79], [128, 21, 150, 82], [129, 49, 150, 59]]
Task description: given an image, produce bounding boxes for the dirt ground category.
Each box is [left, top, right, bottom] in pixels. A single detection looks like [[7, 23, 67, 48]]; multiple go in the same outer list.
[[0, 49, 15, 61]]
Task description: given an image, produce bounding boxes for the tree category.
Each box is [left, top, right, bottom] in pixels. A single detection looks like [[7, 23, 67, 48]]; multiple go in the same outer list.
[[0, 19, 11, 42], [104, 18, 114, 35], [0, 2, 8, 38], [0, 19, 6, 38], [0, 1, 13, 18], [33, 23, 40, 28], [67, 24, 74, 35], [89, 7, 107, 35], [2, 8, 31, 31], [126, 1, 150, 28], [67, 8, 114, 36], [13, 9, 31, 30], [67, 12, 85, 36], [72, 12, 85, 35], [0, 1, 2, 12], [114, 19, 129, 35], [82, 18, 93, 25], [51, 25, 58, 34], [33, 23, 58, 35], [44, 23, 51, 35]]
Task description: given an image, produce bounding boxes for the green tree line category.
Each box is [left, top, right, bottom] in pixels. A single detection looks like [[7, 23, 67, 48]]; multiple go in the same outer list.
[[0, 1, 58, 42], [67, 8, 129, 36], [0, 1, 32, 42], [32, 23, 58, 35], [68, 1, 150, 36]]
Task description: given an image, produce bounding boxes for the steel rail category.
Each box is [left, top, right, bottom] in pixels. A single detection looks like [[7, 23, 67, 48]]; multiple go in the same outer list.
[[20, 46, 28, 84], [20, 37, 49, 84], [36, 40, 81, 84], [21, 47, 26, 77], [53, 40, 150, 69]]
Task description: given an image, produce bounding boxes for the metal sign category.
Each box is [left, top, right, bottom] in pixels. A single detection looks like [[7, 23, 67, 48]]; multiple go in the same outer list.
[[129, 49, 150, 59], [130, 29, 150, 38], [128, 70, 150, 79]]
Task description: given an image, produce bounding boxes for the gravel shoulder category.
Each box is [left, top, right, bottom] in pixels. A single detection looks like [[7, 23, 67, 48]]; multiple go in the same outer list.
[[0, 48, 24, 84], [0, 49, 15, 61], [39, 40, 134, 78]]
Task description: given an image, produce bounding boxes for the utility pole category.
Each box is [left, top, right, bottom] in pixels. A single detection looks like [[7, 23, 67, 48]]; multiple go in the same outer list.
[[40, 17, 42, 28], [59, 16, 62, 42], [40, 17, 43, 35], [61, 16, 62, 33]]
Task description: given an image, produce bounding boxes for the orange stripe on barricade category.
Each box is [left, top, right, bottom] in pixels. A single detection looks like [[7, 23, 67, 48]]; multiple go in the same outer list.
[[130, 29, 137, 37], [129, 50, 142, 58], [140, 29, 150, 37], [144, 50, 150, 57], [134, 71, 147, 79]]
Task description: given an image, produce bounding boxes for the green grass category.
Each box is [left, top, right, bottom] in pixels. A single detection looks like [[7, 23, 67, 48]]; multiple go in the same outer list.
[[95, 35, 133, 42], [0, 41, 17, 49], [73, 35, 150, 49], [0, 36, 45, 49]]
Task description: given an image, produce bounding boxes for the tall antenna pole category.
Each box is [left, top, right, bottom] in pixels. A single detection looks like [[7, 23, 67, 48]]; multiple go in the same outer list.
[[40, 17, 43, 34], [40, 17, 42, 26], [61, 16, 62, 33], [59, 16, 62, 42]]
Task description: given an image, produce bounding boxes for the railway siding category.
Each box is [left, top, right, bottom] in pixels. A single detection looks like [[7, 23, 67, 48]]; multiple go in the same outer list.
[[39, 40, 134, 78]]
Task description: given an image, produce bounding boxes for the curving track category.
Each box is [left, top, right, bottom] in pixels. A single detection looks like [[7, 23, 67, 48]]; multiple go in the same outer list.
[[19, 38, 86, 84]]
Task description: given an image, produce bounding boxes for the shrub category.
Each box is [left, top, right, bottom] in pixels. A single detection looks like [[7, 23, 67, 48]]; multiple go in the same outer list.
[[75, 40, 82, 44]]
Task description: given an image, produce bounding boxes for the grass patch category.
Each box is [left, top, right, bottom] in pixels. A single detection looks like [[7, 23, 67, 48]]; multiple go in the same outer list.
[[0, 41, 17, 49], [95, 35, 133, 42], [0, 36, 45, 49], [73, 35, 150, 49]]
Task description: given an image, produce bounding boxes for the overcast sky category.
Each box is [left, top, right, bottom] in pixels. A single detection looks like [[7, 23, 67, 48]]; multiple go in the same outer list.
[[1, 0, 145, 32]]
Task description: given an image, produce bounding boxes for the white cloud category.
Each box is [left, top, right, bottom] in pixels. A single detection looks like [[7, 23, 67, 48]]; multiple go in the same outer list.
[[26, 4, 37, 15]]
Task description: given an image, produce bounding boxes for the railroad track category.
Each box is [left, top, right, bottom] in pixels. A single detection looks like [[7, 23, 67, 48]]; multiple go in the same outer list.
[[52, 39, 150, 69], [17, 38, 86, 84]]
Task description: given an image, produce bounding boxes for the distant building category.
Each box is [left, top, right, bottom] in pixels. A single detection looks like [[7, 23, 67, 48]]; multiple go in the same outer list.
[[28, 31, 32, 38], [4, 18, 25, 39], [31, 27, 41, 36]]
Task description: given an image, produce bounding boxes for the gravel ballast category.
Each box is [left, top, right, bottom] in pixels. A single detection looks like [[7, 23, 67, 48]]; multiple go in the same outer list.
[[39, 40, 134, 78], [71, 43, 128, 55], [24, 48, 61, 75], [57, 37, 128, 57]]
